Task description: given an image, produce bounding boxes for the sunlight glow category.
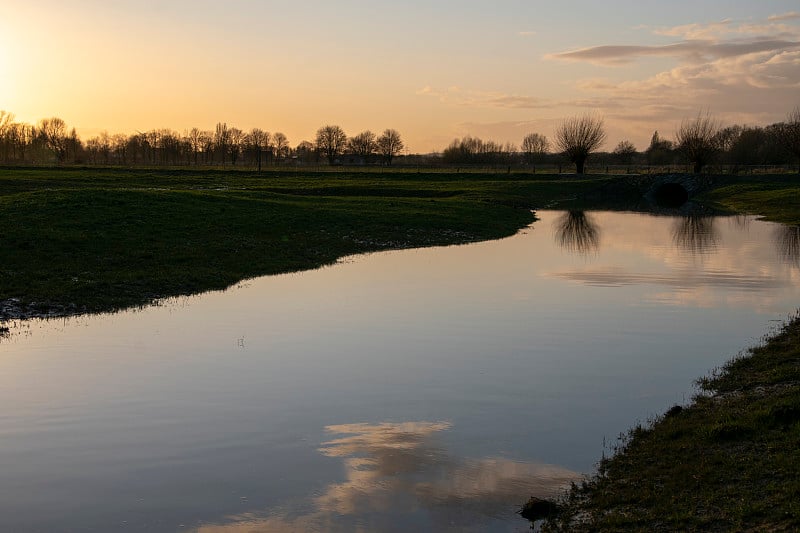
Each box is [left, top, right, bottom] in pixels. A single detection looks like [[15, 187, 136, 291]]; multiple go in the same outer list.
[[0, 30, 14, 103], [2, 2, 799, 152]]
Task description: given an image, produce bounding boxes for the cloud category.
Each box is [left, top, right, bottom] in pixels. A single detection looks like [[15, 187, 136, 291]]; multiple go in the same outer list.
[[549, 39, 800, 66], [518, 31, 536, 36], [769, 12, 800, 22], [543, 13, 800, 130], [653, 18, 734, 39], [416, 86, 550, 109]]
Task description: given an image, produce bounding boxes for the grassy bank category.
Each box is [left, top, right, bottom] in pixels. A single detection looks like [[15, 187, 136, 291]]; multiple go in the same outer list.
[[542, 317, 800, 531], [0, 167, 601, 318], [698, 174, 800, 225]]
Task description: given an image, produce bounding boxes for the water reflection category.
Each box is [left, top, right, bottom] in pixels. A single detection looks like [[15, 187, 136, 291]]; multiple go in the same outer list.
[[672, 215, 719, 255], [197, 421, 578, 532], [775, 225, 800, 267], [553, 211, 600, 255], [728, 215, 751, 231]]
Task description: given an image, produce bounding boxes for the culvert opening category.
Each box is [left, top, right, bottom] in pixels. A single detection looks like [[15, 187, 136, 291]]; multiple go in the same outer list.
[[653, 182, 689, 207]]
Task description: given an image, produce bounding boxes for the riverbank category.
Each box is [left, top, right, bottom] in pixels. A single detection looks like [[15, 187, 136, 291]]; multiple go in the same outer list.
[[541, 315, 800, 531], [2, 168, 799, 321], [0, 168, 600, 320]]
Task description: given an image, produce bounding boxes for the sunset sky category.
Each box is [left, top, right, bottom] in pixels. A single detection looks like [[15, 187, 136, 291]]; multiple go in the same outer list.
[[2, 0, 799, 153]]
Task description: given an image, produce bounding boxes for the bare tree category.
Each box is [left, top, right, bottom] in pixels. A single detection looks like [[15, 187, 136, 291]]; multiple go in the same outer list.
[[778, 106, 800, 173], [676, 112, 721, 174], [228, 127, 245, 166], [187, 128, 204, 165], [295, 140, 316, 163], [199, 131, 214, 164], [348, 130, 376, 162], [613, 140, 637, 165], [245, 128, 270, 170], [97, 131, 111, 164], [85, 137, 101, 164], [37, 117, 69, 163], [10, 122, 34, 162], [214, 123, 231, 165], [376, 128, 404, 165], [555, 114, 606, 174], [0, 110, 14, 162], [521, 133, 549, 165], [315, 125, 347, 165], [273, 132, 289, 162]]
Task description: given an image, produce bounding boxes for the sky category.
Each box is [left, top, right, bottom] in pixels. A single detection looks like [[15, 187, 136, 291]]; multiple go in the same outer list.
[[1, 0, 799, 153]]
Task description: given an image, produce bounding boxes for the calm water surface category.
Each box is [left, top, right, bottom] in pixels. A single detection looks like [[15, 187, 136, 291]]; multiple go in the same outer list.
[[2, 211, 800, 532]]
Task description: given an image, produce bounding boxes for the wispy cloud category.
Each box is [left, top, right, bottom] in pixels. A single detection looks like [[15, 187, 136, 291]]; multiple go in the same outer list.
[[653, 18, 734, 39], [545, 14, 800, 125], [768, 12, 800, 22], [518, 30, 536, 37], [549, 39, 800, 66], [416, 86, 549, 109]]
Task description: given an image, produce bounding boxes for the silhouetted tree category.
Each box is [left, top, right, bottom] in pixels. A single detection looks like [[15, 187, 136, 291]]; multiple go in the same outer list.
[[376, 129, 404, 165], [521, 133, 549, 165], [273, 132, 289, 162], [9, 122, 33, 162], [0, 111, 14, 162], [187, 128, 204, 165], [728, 126, 770, 169], [612, 140, 637, 165], [214, 122, 231, 165], [111, 134, 127, 165], [38, 117, 69, 163], [676, 112, 721, 173], [442, 136, 513, 165], [645, 131, 674, 166], [777, 106, 800, 173], [555, 114, 606, 174], [245, 128, 270, 170], [228, 127, 244, 166], [295, 140, 317, 163], [315, 125, 347, 165], [348, 130, 376, 162]]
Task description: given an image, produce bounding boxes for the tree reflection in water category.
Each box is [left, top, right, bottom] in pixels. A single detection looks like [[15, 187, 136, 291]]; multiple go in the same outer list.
[[672, 215, 719, 255], [775, 225, 800, 267], [553, 211, 600, 255]]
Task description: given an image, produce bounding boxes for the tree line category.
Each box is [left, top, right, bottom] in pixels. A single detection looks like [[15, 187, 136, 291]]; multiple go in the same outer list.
[[1, 107, 798, 173], [0, 112, 405, 168], [441, 108, 799, 174]]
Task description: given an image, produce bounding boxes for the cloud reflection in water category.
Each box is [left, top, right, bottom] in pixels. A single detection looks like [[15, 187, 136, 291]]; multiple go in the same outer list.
[[197, 421, 578, 532]]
